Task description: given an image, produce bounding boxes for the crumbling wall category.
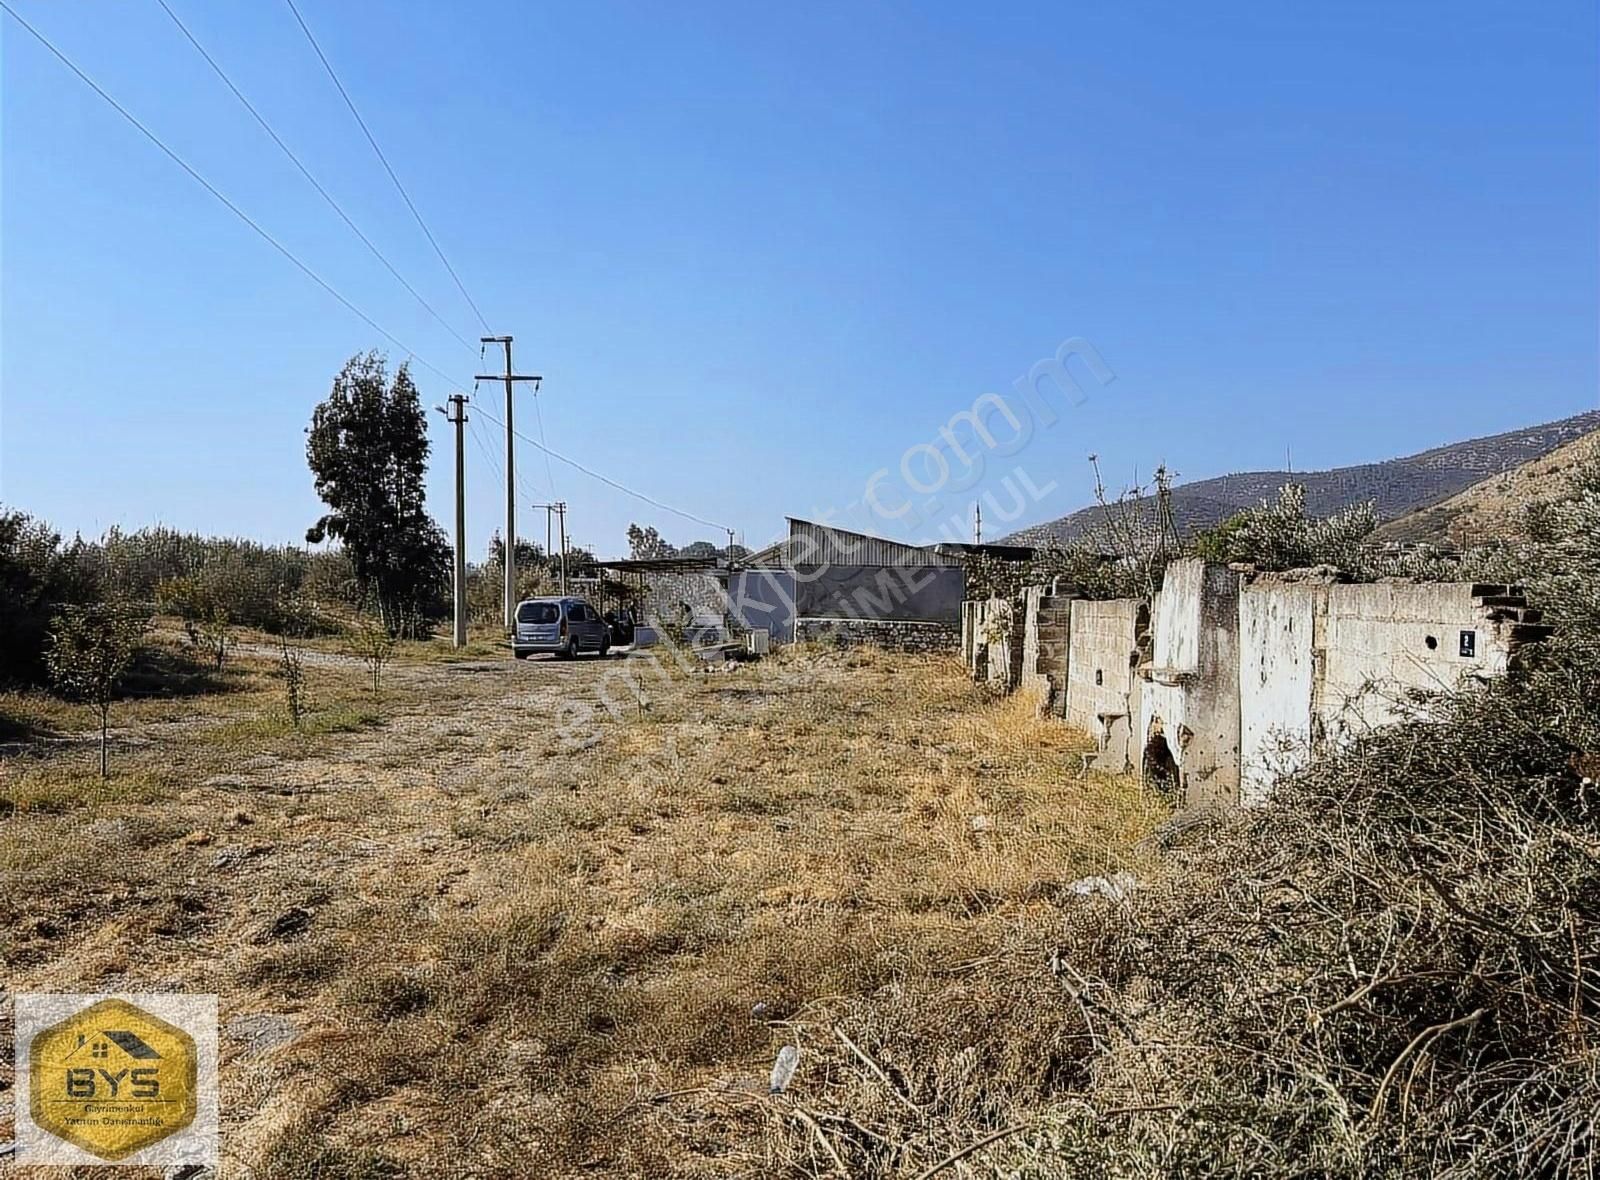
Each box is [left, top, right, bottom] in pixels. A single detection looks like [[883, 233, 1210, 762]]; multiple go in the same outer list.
[[1065, 598, 1143, 767], [1318, 582, 1513, 740], [963, 561, 1540, 813], [1140, 560, 1241, 807], [1021, 589, 1072, 712]]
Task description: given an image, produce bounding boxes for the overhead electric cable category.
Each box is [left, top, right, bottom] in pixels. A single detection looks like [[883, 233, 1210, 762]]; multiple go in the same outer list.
[[153, 0, 479, 357], [0, 1, 469, 392], [282, 0, 493, 334], [472, 402, 732, 533]]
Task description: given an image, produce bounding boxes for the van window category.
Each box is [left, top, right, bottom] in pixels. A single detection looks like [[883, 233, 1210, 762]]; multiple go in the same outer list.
[[567, 604, 587, 622], [517, 602, 559, 624]]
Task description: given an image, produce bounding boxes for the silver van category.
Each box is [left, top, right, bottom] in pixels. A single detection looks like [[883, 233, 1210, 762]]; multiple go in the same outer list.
[[512, 596, 610, 659]]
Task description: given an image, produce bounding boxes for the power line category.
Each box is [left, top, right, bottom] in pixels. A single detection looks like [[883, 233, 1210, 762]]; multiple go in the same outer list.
[[531, 392, 558, 501], [282, 0, 492, 335], [0, 1, 468, 393], [472, 402, 732, 534], [153, 0, 479, 357]]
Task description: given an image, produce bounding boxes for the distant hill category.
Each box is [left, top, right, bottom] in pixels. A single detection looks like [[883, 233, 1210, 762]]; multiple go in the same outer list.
[[1002, 410, 1600, 548], [1373, 426, 1600, 546]]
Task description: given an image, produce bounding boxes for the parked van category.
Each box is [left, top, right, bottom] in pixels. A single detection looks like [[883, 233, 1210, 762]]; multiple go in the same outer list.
[[512, 596, 610, 659]]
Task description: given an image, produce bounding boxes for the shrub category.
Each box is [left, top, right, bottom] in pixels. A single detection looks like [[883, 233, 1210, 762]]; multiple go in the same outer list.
[[44, 600, 151, 777], [1195, 482, 1377, 572]]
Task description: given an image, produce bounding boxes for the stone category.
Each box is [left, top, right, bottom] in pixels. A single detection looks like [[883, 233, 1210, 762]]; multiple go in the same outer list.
[[224, 1013, 299, 1057]]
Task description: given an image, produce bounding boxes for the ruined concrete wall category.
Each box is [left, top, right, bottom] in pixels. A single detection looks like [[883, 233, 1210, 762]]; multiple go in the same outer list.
[[1027, 592, 1072, 713], [1140, 560, 1241, 807], [1318, 582, 1511, 740], [1239, 583, 1319, 805], [1065, 598, 1142, 763]]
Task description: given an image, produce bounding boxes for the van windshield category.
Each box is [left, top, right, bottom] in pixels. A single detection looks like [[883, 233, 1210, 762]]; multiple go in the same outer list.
[[517, 602, 560, 624]]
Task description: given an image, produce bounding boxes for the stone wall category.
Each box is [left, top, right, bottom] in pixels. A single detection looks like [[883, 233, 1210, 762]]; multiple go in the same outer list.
[[795, 616, 961, 653], [643, 570, 729, 633]]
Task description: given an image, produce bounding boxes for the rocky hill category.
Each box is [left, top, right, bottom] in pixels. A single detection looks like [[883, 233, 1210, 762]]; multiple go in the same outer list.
[[1003, 410, 1600, 547], [1373, 425, 1600, 546]]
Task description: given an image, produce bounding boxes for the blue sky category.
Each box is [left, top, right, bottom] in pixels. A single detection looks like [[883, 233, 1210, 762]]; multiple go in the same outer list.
[[3, 1, 1596, 557]]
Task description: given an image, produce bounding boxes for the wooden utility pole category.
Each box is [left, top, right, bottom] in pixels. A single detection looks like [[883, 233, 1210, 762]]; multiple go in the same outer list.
[[437, 395, 469, 648], [475, 336, 541, 629]]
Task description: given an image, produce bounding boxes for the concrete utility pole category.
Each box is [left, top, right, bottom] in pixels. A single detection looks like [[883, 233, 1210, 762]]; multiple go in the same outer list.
[[974, 502, 982, 544], [436, 394, 469, 649], [475, 336, 542, 629], [532, 501, 569, 595], [556, 501, 568, 595]]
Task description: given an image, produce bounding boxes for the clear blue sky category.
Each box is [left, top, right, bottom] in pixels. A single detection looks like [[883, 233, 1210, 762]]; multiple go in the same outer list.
[[3, 1, 1596, 558]]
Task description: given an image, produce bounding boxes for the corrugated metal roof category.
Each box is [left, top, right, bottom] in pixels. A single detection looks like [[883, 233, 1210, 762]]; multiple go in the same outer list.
[[783, 518, 963, 567]]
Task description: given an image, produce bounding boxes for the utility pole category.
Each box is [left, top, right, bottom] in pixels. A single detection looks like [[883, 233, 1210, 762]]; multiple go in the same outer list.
[[436, 394, 469, 649], [556, 501, 568, 595], [974, 501, 982, 544], [532, 501, 569, 595], [475, 336, 542, 629]]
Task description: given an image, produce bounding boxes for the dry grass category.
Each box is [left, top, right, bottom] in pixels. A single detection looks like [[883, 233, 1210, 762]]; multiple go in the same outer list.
[[0, 634, 1165, 1178]]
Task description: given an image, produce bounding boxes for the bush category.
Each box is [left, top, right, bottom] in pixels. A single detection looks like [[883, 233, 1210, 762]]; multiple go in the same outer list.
[[0, 508, 104, 686], [1195, 483, 1378, 572]]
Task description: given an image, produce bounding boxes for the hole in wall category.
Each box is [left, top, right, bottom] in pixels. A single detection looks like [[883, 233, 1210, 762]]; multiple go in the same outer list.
[[1095, 669, 1104, 686], [1143, 732, 1178, 794], [1425, 635, 1439, 651]]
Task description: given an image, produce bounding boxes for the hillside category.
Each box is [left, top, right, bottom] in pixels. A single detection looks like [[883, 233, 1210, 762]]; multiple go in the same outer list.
[[1003, 409, 1600, 547], [1374, 426, 1600, 546]]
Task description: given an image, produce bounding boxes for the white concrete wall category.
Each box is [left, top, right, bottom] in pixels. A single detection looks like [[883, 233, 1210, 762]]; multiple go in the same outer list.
[[1150, 559, 1202, 674], [1319, 582, 1510, 740], [1239, 584, 1318, 805], [1139, 560, 1241, 806]]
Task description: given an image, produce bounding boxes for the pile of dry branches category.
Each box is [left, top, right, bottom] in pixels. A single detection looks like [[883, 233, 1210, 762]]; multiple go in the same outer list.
[[1053, 631, 1600, 1177], [767, 634, 1600, 1178]]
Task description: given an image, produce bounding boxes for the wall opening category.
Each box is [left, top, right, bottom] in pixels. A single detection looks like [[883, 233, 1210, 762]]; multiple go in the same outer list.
[[1143, 731, 1179, 795]]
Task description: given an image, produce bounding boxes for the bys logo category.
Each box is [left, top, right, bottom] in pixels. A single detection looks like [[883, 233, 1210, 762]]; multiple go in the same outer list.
[[29, 998, 199, 1161]]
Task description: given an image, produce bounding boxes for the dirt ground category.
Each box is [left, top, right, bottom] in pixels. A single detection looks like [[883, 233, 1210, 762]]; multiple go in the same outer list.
[[1, 629, 1166, 1178]]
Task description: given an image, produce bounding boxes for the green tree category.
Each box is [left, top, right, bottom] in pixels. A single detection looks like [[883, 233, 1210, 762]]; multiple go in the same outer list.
[[45, 601, 150, 776], [1193, 483, 1376, 573], [305, 352, 449, 636], [627, 524, 677, 560]]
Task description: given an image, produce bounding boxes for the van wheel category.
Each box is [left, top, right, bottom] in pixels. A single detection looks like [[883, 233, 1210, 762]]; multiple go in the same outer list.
[[559, 641, 576, 660], [513, 650, 530, 660], [599, 638, 611, 658]]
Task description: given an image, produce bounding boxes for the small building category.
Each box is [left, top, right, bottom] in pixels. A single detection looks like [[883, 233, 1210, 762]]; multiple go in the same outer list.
[[730, 518, 969, 652]]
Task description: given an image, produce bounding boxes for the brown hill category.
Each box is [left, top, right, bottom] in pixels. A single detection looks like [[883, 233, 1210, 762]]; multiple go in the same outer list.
[[1373, 427, 1600, 546], [1003, 410, 1600, 547]]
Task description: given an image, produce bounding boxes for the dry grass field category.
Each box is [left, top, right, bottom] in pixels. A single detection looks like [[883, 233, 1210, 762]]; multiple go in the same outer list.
[[1, 628, 1167, 1178]]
